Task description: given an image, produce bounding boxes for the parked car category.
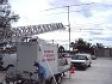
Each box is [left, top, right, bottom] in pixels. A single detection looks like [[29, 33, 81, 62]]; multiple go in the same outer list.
[[71, 53, 92, 70]]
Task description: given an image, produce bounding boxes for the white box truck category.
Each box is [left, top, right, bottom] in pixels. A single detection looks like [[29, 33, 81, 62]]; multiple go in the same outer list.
[[5, 37, 71, 84]]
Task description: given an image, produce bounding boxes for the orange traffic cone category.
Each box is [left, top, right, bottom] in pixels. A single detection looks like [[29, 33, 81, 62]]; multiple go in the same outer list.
[[68, 66, 76, 79], [69, 66, 76, 74]]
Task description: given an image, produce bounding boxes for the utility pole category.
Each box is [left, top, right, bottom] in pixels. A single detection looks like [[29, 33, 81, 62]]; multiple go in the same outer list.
[[41, 3, 94, 51], [67, 6, 72, 79], [67, 6, 71, 52]]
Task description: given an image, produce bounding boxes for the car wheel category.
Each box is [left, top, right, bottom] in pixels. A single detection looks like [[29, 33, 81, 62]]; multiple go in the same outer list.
[[88, 64, 91, 67], [83, 65, 87, 70]]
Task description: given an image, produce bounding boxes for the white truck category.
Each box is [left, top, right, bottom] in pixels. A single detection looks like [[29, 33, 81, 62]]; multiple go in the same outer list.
[[4, 37, 71, 84]]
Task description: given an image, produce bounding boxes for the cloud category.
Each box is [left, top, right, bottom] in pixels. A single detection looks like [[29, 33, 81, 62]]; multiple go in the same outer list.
[[49, 0, 93, 17], [95, 37, 112, 41], [80, 0, 102, 3], [89, 31, 102, 35], [10, 0, 52, 26], [91, 36, 112, 47]]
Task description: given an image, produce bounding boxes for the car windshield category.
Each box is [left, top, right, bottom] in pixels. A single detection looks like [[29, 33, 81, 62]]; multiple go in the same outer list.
[[72, 55, 86, 60]]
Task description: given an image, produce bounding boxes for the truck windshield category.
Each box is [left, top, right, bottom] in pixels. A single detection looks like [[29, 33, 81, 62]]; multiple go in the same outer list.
[[72, 55, 86, 60]]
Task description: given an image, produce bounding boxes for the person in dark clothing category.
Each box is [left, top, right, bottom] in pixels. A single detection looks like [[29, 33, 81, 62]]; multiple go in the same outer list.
[[34, 62, 47, 84]]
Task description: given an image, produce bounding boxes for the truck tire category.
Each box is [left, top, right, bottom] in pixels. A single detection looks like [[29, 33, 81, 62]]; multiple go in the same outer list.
[[49, 77, 56, 84], [49, 74, 63, 84], [56, 75, 62, 84], [45, 79, 51, 84]]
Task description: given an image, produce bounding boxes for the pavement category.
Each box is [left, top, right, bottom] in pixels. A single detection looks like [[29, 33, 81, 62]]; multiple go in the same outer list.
[[0, 72, 6, 83], [62, 57, 112, 84], [0, 57, 112, 84]]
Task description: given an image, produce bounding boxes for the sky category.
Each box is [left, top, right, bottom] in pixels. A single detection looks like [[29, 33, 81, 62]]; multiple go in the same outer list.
[[10, 0, 112, 48]]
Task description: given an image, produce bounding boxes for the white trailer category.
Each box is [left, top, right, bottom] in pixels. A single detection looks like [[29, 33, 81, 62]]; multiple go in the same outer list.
[[5, 37, 71, 84]]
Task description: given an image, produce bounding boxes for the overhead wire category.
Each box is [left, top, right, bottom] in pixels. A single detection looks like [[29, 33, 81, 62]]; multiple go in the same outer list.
[[40, 2, 95, 12], [39, 10, 81, 16], [37, 2, 112, 43], [38, 2, 94, 17], [37, 2, 108, 30]]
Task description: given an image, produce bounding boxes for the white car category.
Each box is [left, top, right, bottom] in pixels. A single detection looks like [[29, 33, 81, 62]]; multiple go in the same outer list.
[[71, 53, 92, 69]]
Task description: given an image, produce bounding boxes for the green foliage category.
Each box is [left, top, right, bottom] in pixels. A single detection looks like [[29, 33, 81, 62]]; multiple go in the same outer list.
[[71, 38, 93, 54], [58, 45, 65, 53], [0, 0, 19, 40], [95, 43, 104, 48], [71, 38, 105, 54]]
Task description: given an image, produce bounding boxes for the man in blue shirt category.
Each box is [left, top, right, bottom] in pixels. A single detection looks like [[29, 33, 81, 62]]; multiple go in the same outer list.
[[34, 62, 47, 84]]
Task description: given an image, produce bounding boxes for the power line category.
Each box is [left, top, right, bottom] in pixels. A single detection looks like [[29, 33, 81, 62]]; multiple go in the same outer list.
[[69, 2, 95, 7], [72, 28, 104, 30], [40, 2, 95, 12], [39, 10, 81, 16], [71, 29, 104, 32], [38, 2, 95, 51], [63, 29, 104, 32]]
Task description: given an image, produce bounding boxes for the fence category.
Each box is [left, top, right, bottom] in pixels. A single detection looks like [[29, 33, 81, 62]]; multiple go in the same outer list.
[[94, 48, 112, 57]]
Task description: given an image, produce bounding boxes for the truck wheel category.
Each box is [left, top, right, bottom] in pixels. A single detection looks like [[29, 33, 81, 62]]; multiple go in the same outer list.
[[49, 77, 57, 84], [45, 79, 50, 84], [56, 76, 62, 84]]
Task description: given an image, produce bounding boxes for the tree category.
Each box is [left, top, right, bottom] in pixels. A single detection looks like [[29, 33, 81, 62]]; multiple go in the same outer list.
[[0, 0, 19, 42], [95, 43, 104, 48], [70, 42, 75, 50], [58, 45, 65, 53], [74, 38, 86, 52], [73, 38, 93, 54]]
